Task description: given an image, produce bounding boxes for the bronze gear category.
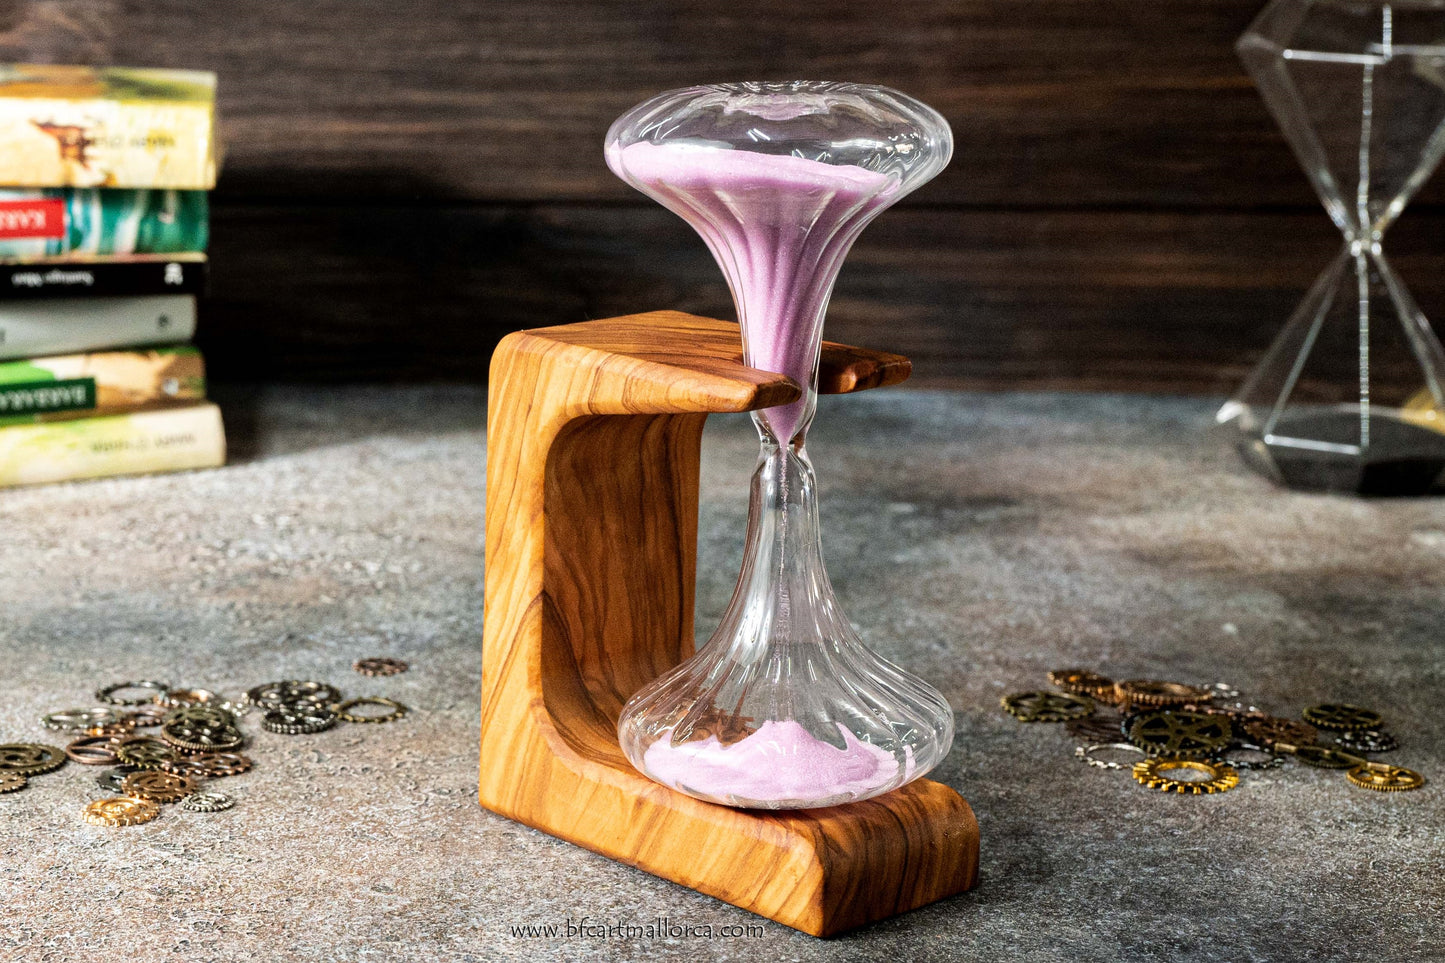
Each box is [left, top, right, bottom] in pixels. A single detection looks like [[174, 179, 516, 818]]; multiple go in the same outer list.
[[1126, 711, 1233, 759], [1113, 680, 1212, 709]]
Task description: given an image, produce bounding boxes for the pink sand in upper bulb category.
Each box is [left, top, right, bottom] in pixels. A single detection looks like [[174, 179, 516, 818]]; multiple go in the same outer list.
[[642, 719, 902, 806], [607, 141, 899, 442]]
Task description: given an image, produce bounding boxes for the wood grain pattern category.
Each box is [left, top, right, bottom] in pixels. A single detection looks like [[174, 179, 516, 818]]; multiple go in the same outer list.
[[199, 203, 1445, 392], [479, 312, 978, 936], [100, 0, 1427, 208]]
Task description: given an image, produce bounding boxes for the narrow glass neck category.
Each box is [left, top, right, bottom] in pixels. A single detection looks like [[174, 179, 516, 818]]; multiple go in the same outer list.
[[721, 435, 846, 652]]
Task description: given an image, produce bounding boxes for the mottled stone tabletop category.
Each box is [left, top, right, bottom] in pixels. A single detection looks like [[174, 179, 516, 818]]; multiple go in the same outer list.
[[1, 385, 1441, 963]]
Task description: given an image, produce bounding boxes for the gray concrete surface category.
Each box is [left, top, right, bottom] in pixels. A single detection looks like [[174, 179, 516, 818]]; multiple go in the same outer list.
[[0, 385, 1441, 963]]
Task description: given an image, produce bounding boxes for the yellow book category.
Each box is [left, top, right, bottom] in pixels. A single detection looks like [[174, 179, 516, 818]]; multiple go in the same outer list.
[[0, 402, 225, 488], [0, 64, 216, 189]]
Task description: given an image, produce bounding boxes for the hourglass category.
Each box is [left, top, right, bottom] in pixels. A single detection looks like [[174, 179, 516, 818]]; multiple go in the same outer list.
[[477, 83, 977, 935], [604, 82, 956, 808], [1219, 0, 1445, 493]]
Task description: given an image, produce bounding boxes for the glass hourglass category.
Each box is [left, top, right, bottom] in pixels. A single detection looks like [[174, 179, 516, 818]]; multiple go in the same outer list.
[[1220, 0, 1445, 493], [604, 82, 954, 810]]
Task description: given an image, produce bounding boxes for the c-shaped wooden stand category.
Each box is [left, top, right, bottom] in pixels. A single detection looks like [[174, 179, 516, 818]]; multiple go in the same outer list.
[[479, 311, 979, 937]]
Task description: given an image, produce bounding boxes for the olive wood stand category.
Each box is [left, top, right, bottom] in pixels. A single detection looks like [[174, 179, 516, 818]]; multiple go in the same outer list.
[[479, 311, 980, 937]]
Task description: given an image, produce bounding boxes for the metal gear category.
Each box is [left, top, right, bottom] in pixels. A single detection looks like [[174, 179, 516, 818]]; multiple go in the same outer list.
[[1132, 757, 1240, 794], [161, 752, 252, 779], [41, 707, 125, 731], [182, 791, 236, 813], [161, 718, 245, 753], [82, 797, 160, 827], [121, 770, 196, 804], [262, 704, 337, 735], [1302, 703, 1384, 732], [1066, 713, 1128, 745], [245, 680, 343, 712], [1219, 743, 1284, 772], [1001, 691, 1094, 722], [1126, 711, 1233, 759], [1113, 680, 1212, 709], [0, 772, 26, 793], [164, 705, 237, 728], [1335, 729, 1399, 754], [123, 705, 170, 728], [0, 743, 66, 776], [1047, 669, 1116, 703], [84, 720, 138, 739], [334, 697, 409, 724], [354, 657, 409, 677], [1241, 716, 1318, 749], [1278, 743, 1364, 769], [65, 736, 123, 766], [1346, 764, 1425, 792], [114, 736, 180, 770], [95, 767, 141, 794], [1076, 742, 1146, 771], [94, 680, 169, 706], [156, 688, 218, 709]]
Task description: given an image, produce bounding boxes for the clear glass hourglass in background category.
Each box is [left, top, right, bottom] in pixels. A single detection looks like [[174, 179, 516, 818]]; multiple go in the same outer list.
[[604, 82, 955, 809], [1219, 0, 1445, 493]]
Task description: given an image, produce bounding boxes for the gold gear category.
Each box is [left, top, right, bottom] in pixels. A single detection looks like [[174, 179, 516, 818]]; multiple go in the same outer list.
[[1346, 764, 1425, 792], [82, 797, 160, 827], [1126, 711, 1233, 759], [1302, 703, 1384, 732], [1047, 669, 1117, 703], [1001, 691, 1094, 722], [120, 770, 196, 804], [0, 772, 26, 793], [1113, 680, 1212, 709], [1132, 757, 1239, 794]]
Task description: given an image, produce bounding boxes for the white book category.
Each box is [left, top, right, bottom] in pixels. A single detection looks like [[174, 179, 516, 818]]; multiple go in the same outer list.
[[0, 295, 196, 361], [0, 402, 225, 488]]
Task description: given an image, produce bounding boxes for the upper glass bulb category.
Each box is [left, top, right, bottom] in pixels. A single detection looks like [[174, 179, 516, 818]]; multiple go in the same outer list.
[[607, 81, 952, 445]]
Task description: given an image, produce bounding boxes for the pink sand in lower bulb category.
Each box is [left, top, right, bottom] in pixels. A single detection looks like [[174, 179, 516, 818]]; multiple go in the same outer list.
[[641, 719, 903, 806], [607, 141, 898, 443]]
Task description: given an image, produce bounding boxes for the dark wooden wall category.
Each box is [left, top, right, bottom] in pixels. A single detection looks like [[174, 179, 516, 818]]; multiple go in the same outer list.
[[2, 0, 1443, 392]]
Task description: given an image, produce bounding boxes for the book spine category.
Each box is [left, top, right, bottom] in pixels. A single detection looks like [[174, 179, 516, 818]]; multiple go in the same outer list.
[[0, 295, 196, 361], [0, 98, 215, 189], [0, 402, 225, 488], [0, 189, 208, 258], [0, 256, 207, 299], [0, 346, 206, 424]]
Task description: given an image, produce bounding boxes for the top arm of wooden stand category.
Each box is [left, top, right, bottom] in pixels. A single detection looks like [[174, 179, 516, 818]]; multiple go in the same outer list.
[[499, 311, 911, 417]]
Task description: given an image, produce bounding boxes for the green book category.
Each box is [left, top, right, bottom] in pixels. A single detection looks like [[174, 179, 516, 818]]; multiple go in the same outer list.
[[0, 188, 207, 258]]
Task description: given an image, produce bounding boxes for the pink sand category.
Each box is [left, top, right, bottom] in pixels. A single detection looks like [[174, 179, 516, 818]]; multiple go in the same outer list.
[[642, 719, 901, 805], [607, 142, 898, 442]]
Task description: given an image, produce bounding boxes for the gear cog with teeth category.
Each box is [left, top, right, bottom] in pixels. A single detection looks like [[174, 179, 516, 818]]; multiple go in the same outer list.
[[1302, 703, 1383, 732], [1345, 764, 1425, 792], [1001, 691, 1094, 723], [1126, 711, 1233, 759], [1132, 757, 1239, 794]]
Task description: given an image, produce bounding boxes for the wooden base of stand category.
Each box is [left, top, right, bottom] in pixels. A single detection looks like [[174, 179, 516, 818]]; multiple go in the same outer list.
[[479, 312, 979, 937]]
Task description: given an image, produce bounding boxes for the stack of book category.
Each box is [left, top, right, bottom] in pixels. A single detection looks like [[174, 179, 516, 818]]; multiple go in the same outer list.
[[0, 64, 224, 488]]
